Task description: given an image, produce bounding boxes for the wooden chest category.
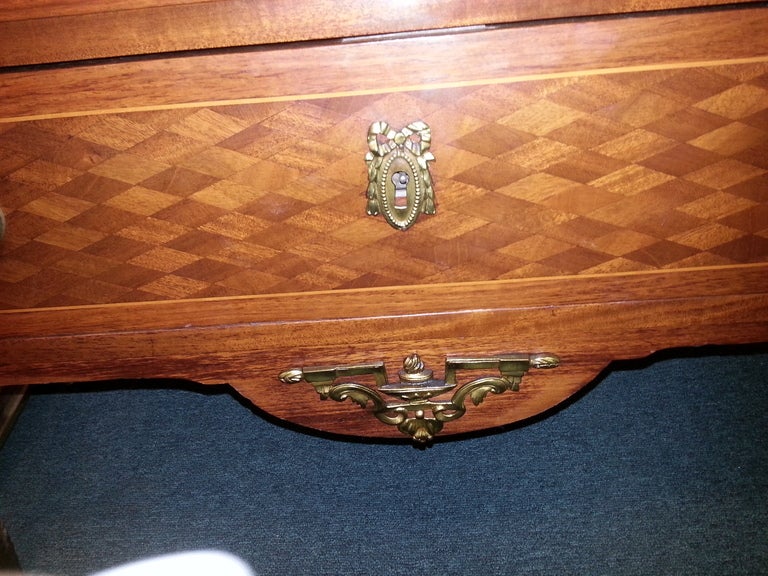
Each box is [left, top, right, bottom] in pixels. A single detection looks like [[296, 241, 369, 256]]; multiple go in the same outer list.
[[1, 1, 767, 442]]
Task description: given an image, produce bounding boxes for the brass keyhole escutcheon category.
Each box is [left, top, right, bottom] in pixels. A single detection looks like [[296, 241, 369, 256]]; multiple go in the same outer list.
[[365, 121, 435, 231]]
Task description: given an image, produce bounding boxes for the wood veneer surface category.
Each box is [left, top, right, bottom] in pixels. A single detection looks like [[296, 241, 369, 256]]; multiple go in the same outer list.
[[1, 266, 766, 437], [1, 60, 766, 308], [1, 0, 759, 66], [1, 4, 767, 439], [4, 8, 768, 120]]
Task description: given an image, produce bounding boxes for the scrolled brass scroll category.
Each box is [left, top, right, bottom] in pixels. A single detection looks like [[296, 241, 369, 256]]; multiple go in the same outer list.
[[279, 352, 559, 443], [365, 121, 435, 231]]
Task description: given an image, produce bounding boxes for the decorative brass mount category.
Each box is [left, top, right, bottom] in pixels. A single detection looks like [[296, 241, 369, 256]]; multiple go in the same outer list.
[[279, 352, 559, 443], [365, 121, 435, 231]]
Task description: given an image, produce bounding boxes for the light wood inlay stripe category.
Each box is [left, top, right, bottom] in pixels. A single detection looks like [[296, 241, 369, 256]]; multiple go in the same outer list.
[[3, 56, 768, 124], [2, 7, 767, 120]]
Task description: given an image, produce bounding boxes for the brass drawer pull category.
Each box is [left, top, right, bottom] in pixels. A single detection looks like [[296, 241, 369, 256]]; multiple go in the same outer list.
[[280, 352, 559, 443], [365, 121, 435, 231]]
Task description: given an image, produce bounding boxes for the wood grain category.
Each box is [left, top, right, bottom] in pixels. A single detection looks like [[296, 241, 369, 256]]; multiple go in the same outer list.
[[1, 3, 767, 441], [2, 62, 765, 309], [2, 8, 768, 121], [1, 266, 766, 438], [1, 0, 758, 67]]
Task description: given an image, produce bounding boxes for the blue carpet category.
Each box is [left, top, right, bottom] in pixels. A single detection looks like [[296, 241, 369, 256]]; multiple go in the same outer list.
[[1, 346, 766, 575]]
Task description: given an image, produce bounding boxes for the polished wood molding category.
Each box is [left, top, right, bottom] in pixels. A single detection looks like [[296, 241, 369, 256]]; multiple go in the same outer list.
[[2, 265, 766, 438], [2, 6, 768, 121], [1, 0, 758, 67]]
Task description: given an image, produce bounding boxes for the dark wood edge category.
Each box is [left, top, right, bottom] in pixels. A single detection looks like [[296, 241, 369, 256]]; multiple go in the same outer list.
[[0, 516, 21, 571], [0, 386, 26, 448], [1, 0, 758, 67]]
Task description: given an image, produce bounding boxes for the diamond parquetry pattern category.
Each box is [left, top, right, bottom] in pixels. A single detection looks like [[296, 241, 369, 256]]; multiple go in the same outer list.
[[0, 62, 767, 309]]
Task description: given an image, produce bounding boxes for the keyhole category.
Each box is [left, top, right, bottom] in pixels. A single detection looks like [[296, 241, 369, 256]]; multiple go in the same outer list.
[[392, 171, 409, 209]]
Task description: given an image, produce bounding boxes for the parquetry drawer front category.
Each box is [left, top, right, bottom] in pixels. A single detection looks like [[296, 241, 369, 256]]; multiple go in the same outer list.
[[1, 2, 767, 441], [2, 63, 767, 309]]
